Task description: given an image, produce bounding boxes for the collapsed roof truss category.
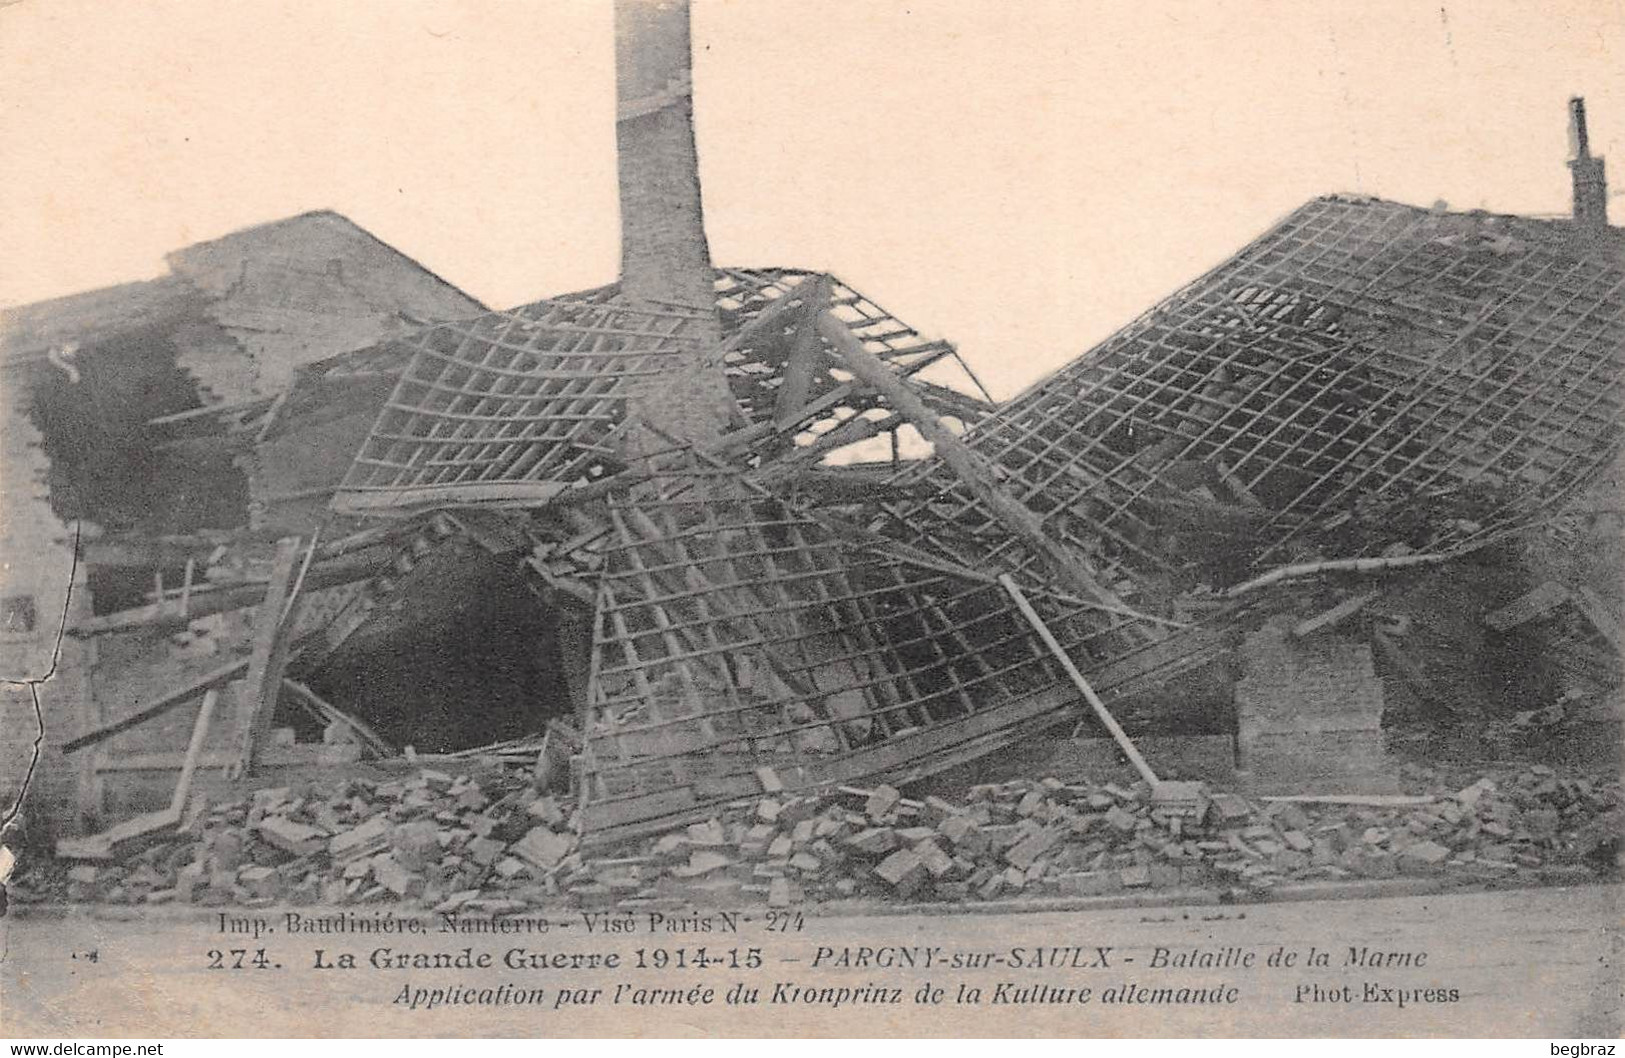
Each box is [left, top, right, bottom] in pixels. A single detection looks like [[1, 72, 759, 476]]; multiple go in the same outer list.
[[332, 300, 707, 512], [874, 198, 1625, 592], [574, 455, 1161, 841]]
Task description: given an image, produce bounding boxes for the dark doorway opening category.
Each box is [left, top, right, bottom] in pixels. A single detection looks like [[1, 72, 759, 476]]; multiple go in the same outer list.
[[299, 544, 579, 753]]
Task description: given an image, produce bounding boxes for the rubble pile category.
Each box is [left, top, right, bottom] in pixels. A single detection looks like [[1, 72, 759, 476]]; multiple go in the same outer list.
[[18, 759, 1619, 911]]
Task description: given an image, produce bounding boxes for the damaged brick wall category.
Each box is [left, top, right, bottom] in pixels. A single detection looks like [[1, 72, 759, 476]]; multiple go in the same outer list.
[[0, 363, 93, 837], [1234, 617, 1394, 794], [167, 212, 485, 401]]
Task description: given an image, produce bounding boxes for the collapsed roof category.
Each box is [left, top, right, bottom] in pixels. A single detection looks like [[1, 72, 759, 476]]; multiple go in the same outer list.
[[867, 196, 1625, 605], [251, 189, 1598, 841], [68, 193, 1625, 848]]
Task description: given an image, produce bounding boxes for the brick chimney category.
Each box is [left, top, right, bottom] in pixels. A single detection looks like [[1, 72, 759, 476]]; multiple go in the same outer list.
[[614, 0, 734, 445], [1569, 97, 1609, 230]]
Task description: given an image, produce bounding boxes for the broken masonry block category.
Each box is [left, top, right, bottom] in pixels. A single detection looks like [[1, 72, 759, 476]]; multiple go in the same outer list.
[[510, 826, 574, 871], [1398, 841, 1451, 870], [1148, 863, 1182, 889], [914, 839, 955, 878], [874, 848, 928, 894], [937, 815, 980, 845], [844, 827, 900, 857], [1119, 864, 1152, 888], [1004, 828, 1060, 871], [1208, 793, 1251, 822], [866, 785, 902, 820], [526, 796, 567, 827], [329, 815, 391, 863], [468, 837, 507, 867], [1105, 806, 1138, 833], [687, 819, 727, 847], [370, 855, 423, 898], [1281, 830, 1313, 852], [670, 851, 732, 879], [236, 865, 282, 900], [210, 832, 246, 872]]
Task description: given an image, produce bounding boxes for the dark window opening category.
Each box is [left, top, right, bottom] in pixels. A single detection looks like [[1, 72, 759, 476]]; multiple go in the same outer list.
[[28, 325, 250, 535]]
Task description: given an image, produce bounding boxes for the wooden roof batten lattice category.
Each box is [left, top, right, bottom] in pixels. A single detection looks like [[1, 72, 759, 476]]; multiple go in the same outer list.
[[574, 450, 1168, 844], [872, 196, 1625, 598], [328, 267, 995, 516], [330, 299, 709, 513]]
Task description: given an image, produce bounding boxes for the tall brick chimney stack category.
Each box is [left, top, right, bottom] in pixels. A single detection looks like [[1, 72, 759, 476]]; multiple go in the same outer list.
[[1568, 97, 1609, 230], [614, 0, 734, 445]]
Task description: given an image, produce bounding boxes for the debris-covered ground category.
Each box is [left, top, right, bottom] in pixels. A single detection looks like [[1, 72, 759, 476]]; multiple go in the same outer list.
[[11, 756, 1620, 912]]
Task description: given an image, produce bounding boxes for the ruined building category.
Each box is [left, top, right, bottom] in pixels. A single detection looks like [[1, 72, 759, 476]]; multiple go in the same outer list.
[[3, 3, 1618, 854]]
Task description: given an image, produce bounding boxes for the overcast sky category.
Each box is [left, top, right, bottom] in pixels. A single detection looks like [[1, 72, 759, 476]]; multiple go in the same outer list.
[[1, 0, 1620, 397]]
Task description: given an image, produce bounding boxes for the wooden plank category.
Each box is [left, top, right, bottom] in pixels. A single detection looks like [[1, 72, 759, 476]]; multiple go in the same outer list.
[[91, 743, 363, 774], [62, 657, 248, 754], [1262, 794, 1436, 807], [231, 537, 304, 778], [1483, 580, 1571, 631], [1292, 589, 1380, 639], [168, 688, 219, 815], [1572, 586, 1623, 651], [332, 478, 572, 513]]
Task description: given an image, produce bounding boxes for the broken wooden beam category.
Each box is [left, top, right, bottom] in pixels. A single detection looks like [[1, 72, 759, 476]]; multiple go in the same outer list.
[[773, 275, 834, 426], [1292, 589, 1379, 639], [999, 573, 1160, 789], [62, 657, 249, 754], [66, 544, 397, 637], [1226, 550, 1456, 597], [817, 309, 1125, 610], [280, 679, 393, 758], [58, 689, 219, 862], [169, 688, 220, 816], [231, 537, 305, 778]]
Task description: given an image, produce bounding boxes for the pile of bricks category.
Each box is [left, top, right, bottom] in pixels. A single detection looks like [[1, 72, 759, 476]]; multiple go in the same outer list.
[[57, 764, 575, 911], [31, 762, 1621, 909], [578, 768, 1620, 907]]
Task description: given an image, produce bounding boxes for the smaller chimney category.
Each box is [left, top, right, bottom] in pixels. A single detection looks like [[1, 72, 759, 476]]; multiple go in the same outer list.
[[1568, 97, 1609, 230]]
